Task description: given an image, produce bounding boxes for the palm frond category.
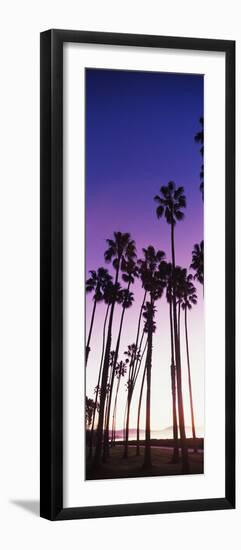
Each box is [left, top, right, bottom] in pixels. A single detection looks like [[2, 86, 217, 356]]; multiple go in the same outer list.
[[174, 186, 184, 199], [154, 194, 161, 203], [156, 205, 164, 218], [175, 210, 185, 221]]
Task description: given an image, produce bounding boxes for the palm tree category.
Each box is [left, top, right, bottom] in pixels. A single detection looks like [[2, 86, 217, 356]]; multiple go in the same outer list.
[[135, 338, 148, 456], [88, 280, 121, 459], [181, 271, 198, 452], [121, 260, 148, 459], [103, 286, 134, 460], [86, 268, 112, 366], [122, 246, 165, 460], [111, 360, 128, 446], [165, 263, 179, 463], [194, 116, 204, 199], [93, 232, 136, 468], [138, 246, 166, 469], [134, 248, 166, 459], [154, 181, 189, 473], [172, 265, 185, 345], [142, 301, 157, 469], [122, 343, 139, 458], [86, 397, 96, 430], [130, 261, 147, 358], [190, 240, 204, 289], [103, 352, 115, 441], [103, 258, 138, 460]]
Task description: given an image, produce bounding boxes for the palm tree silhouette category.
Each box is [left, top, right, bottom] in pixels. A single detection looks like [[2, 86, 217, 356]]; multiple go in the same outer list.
[[175, 266, 186, 343], [135, 338, 148, 456], [103, 258, 138, 460], [154, 181, 189, 473], [134, 248, 165, 458], [122, 342, 140, 458], [111, 360, 128, 446], [165, 262, 179, 463], [103, 284, 135, 460], [194, 117, 204, 199], [181, 270, 198, 452], [93, 232, 136, 468], [122, 259, 149, 459], [86, 267, 112, 366], [88, 280, 121, 459], [122, 246, 165, 460], [142, 302, 156, 469], [103, 351, 115, 441], [190, 240, 204, 289], [138, 246, 166, 469], [86, 397, 96, 429]]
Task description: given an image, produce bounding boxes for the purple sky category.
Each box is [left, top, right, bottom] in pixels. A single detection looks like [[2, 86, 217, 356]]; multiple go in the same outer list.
[[85, 68, 204, 434]]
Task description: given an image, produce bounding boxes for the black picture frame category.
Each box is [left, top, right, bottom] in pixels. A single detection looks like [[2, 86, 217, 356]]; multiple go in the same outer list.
[[40, 29, 235, 521]]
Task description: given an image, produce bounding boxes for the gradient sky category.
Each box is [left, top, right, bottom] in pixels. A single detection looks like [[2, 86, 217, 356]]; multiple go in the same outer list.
[[85, 68, 204, 435]]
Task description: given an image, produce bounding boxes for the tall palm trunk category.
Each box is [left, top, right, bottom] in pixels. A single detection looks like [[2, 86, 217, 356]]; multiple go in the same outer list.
[[111, 375, 121, 446], [122, 295, 146, 460], [169, 298, 179, 463], [123, 386, 133, 459], [178, 301, 181, 343], [135, 337, 148, 456], [171, 222, 189, 474], [143, 303, 153, 470], [184, 306, 197, 452], [131, 292, 147, 389], [103, 294, 127, 461], [88, 304, 110, 459], [136, 362, 146, 456], [123, 398, 128, 442], [135, 291, 147, 354], [93, 268, 119, 468], [86, 298, 97, 366], [103, 383, 111, 446], [122, 329, 146, 460]]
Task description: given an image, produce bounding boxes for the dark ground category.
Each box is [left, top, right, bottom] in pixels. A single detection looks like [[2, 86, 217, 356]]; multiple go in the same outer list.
[[86, 438, 204, 480]]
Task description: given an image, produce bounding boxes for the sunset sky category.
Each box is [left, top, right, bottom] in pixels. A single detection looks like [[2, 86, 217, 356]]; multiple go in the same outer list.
[[85, 68, 204, 436]]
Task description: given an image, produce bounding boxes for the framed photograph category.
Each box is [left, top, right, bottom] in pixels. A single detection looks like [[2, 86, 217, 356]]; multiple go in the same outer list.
[[40, 29, 235, 520]]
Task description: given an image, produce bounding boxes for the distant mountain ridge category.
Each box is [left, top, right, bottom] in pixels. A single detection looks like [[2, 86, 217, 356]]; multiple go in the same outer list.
[[114, 426, 204, 439]]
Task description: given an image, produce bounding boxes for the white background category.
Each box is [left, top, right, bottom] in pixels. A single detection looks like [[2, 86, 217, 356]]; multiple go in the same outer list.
[[0, 1, 239, 549]]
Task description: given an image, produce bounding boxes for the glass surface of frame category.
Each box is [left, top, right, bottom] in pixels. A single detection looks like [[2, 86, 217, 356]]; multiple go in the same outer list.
[[40, 29, 235, 521]]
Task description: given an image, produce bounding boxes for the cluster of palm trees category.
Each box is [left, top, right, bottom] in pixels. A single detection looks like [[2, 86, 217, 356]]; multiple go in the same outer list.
[[86, 181, 204, 474]]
